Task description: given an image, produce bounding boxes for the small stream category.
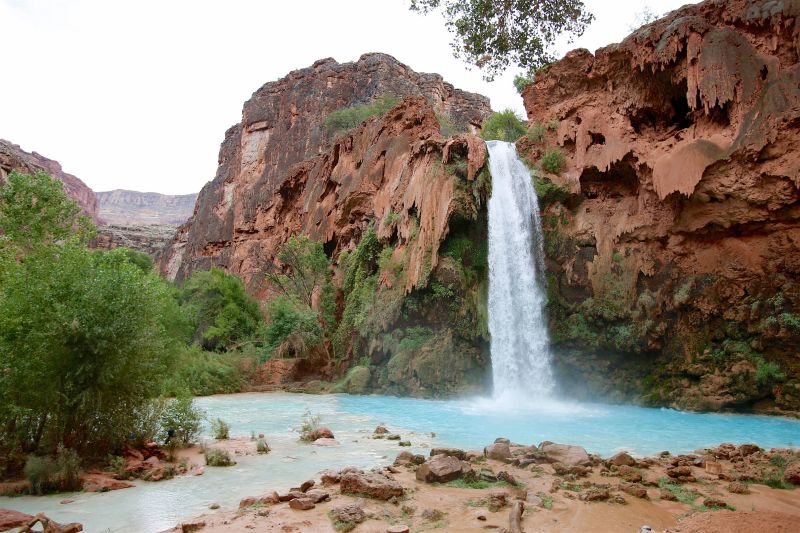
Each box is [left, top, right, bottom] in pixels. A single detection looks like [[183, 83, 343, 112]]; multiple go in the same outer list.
[[2, 392, 799, 532]]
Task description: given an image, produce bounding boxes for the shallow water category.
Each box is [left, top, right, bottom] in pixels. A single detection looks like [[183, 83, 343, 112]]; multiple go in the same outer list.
[[2, 392, 799, 532]]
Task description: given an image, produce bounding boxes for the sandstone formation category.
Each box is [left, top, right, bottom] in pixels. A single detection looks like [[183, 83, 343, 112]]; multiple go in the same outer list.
[[0, 139, 98, 221], [93, 224, 177, 256], [160, 53, 492, 396], [96, 189, 197, 225], [159, 52, 490, 288], [520, 0, 800, 413]]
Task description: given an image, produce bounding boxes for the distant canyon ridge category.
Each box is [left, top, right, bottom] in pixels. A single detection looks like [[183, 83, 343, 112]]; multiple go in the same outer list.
[[0, 139, 198, 255]]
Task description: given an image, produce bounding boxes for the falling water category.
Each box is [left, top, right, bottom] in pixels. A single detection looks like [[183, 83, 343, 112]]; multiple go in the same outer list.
[[486, 140, 554, 398]]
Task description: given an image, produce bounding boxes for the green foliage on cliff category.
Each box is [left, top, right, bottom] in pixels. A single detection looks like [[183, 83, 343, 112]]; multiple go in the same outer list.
[[480, 109, 527, 142], [180, 268, 263, 351], [266, 236, 330, 308], [532, 174, 569, 206], [540, 147, 566, 174], [409, 0, 594, 80], [264, 295, 323, 358], [324, 95, 400, 136]]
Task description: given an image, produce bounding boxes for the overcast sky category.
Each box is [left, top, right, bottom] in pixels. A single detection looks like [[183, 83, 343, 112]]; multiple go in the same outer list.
[[1, 0, 694, 195]]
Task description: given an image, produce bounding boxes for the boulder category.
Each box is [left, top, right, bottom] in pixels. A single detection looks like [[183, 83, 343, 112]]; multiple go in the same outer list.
[[484, 442, 512, 461], [394, 451, 426, 466], [300, 480, 315, 492], [386, 434, 401, 440], [616, 465, 642, 483], [416, 455, 470, 483], [703, 498, 728, 508], [289, 497, 316, 510], [340, 472, 403, 500], [307, 427, 334, 441], [305, 489, 331, 503], [374, 426, 389, 434], [609, 452, 635, 467], [329, 503, 366, 528], [738, 444, 760, 456], [494, 437, 511, 444], [705, 460, 722, 475], [0, 509, 35, 530], [552, 462, 590, 477], [430, 447, 466, 460], [783, 461, 800, 485], [81, 473, 135, 492], [539, 443, 591, 466], [320, 469, 342, 485], [580, 488, 610, 502], [727, 482, 750, 494], [387, 526, 410, 533], [421, 509, 445, 521], [277, 490, 305, 502], [619, 482, 648, 499], [313, 438, 339, 446], [488, 491, 508, 512]]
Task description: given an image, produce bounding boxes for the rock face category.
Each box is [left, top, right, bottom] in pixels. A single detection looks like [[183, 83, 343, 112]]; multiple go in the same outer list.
[[521, 0, 800, 413], [159, 52, 490, 289], [93, 224, 178, 256], [0, 139, 99, 222], [96, 189, 197, 225], [159, 53, 493, 397]]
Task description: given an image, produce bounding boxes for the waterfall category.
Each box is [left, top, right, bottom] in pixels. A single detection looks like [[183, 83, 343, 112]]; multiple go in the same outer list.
[[486, 140, 554, 398]]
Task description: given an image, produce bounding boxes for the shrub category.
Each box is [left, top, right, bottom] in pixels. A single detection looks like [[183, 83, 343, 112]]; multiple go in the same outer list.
[[755, 357, 785, 386], [436, 113, 457, 137], [324, 95, 400, 135], [781, 312, 800, 331], [24, 446, 81, 495], [180, 268, 263, 352], [256, 438, 270, 454], [297, 410, 322, 441], [513, 72, 534, 94], [532, 174, 569, 205], [211, 418, 230, 440], [264, 296, 323, 358], [480, 109, 527, 141], [383, 210, 401, 228], [161, 346, 252, 397], [527, 122, 547, 143], [108, 455, 126, 479], [160, 396, 204, 445], [540, 147, 566, 174], [204, 448, 235, 467]]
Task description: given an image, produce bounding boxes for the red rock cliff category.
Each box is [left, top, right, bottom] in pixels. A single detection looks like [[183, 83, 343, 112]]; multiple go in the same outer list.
[[0, 139, 99, 222], [159, 53, 491, 292], [520, 0, 800, 413]]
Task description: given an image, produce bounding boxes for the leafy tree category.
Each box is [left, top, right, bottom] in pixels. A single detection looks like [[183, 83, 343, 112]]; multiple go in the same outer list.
[[410, 0, 594, 80], [266, 236, 330, 308], [180, 268, 263, 351], [113, 247, 154, 273], [264, 296, 323, 358], [0, 171, 94, 254], [480, 109, 528, 141], [0, 245, 181, 460]]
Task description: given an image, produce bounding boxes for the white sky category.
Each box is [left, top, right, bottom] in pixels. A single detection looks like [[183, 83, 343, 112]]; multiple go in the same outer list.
[[0, 0, 694, 195]]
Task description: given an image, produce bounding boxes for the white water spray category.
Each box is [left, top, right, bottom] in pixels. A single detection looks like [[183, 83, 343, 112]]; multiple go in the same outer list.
[[486, 140, 554, 398]]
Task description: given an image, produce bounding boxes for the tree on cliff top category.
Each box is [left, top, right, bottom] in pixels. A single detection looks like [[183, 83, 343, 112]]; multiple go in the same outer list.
[[410, 0, 593, 80]]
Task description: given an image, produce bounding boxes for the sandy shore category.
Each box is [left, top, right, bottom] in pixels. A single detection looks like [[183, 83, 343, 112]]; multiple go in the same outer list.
[[163, 441, 800, 533]]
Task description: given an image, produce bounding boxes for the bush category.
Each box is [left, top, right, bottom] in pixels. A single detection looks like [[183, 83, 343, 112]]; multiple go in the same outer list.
[[513, 72, 534, 94], [532, 174, 569, 205], [540, 147, 566, 174], [297, 410, 322, 442], [527, 122, 547, 143], [264, 296, 323, 358], [204, 448, 235, 467], [211, 418, 230, 440], [160, 396, 204, 445], [161, 346, 252, 397], [24, 446, 81, 495], [480, 109, 527, 141], [324, 95, 400, 135], [180, 268, 263, 351], [256, 438, 270, 454], [755, 357, 785, 386], [437, 113, 457, 137]]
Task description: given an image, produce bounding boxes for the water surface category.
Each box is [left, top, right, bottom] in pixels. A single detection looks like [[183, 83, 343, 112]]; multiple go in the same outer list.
[[2, 392, 799, 532]]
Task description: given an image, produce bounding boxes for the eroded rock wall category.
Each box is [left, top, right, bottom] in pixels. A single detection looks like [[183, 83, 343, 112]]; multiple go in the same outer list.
[[520, 0, 800, 414], [0, 139, 99, 222], [159, 53, 491, 292], [96, 190, 197, 225]]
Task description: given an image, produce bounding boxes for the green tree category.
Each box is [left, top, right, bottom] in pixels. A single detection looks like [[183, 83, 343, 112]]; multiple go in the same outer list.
[[266, 235, 330, 308], [0, 171, 94, 254], [0, 245, 181, 460], [480, 109, 528, 141], [409, 0, 594, 80], [264, 296, 323, 358], [180, 268, 263, 351]]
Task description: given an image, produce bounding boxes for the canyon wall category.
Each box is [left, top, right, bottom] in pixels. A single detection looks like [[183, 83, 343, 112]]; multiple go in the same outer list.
[[160, 54, 493, 396], [0, 139, 99, 222], [96, 190, 197, 225], [520, 0, 800, 414], [159, 53, 491, 293]]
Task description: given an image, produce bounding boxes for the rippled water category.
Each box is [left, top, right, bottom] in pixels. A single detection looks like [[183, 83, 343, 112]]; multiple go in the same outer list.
[[2, 392, 799, 532]]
